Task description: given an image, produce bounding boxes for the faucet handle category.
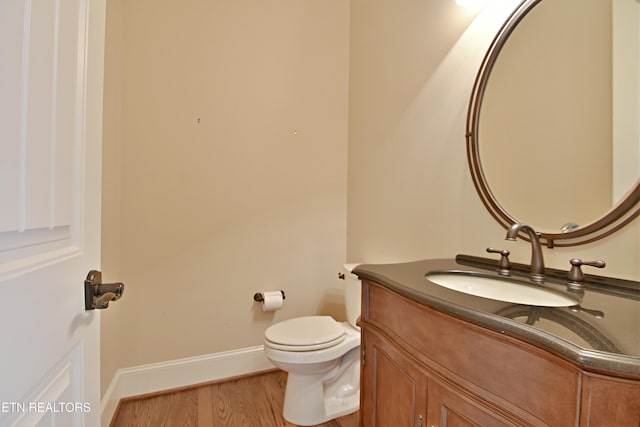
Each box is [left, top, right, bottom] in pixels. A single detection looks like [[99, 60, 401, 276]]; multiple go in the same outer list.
[[486, 247, 511, 276], [568, 258, 606, 284]]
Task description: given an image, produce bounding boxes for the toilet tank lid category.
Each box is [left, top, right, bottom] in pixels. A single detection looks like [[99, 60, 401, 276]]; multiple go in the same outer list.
[[265, 316, 344, 346], [343, 263, 359, 273]]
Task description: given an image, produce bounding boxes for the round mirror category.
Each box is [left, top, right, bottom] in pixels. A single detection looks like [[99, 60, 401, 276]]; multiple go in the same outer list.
[[467, 0, 640, 247]]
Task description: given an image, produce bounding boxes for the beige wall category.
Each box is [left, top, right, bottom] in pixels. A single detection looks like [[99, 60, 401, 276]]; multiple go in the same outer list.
[[101, 0, 125, 397], [101, 0, 350, 396], [103, 0, 640, 398], [613, 0, 640, 201], [347, 0, 639, 278]]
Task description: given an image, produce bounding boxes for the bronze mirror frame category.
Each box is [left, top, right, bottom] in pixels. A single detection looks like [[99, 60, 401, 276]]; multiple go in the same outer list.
[[466, 0, 640, 248]]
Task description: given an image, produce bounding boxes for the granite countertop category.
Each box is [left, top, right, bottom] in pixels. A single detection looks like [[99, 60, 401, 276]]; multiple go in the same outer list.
[[353, 255, 640, 377]]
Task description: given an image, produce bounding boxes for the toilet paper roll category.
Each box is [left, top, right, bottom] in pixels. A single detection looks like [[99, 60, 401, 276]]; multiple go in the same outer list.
[[261, 291, 284, 311]]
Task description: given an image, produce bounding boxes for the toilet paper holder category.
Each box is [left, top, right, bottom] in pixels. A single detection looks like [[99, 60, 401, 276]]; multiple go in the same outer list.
[[253, 290, 286, 302]]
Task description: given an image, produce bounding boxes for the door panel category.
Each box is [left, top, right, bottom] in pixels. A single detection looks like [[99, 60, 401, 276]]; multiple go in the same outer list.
[[0, 0, 105, 425], [7, 345, 85, 427], [0, 0, 85, 262]]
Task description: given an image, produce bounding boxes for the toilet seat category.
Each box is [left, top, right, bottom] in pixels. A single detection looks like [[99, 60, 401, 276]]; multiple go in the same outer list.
[[265, 316, 345, 351], [264, 323, 360, 366], [266, 335, 345, 351]]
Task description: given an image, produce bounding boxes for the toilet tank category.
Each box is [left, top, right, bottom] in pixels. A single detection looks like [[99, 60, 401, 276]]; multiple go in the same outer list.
[[342, 264, 362, 329]]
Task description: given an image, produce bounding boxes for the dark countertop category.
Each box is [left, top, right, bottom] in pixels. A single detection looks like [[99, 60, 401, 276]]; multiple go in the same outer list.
[[353, 256, 640, 377]]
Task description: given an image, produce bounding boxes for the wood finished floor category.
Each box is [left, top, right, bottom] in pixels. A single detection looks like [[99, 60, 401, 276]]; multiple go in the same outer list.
[[110, 370, 359, 427]]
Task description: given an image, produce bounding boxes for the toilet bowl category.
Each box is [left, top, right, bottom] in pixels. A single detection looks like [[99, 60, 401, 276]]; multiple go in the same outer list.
[[263, 264, 361, 426]]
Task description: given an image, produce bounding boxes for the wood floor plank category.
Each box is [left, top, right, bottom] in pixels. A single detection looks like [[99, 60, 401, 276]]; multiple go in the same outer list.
[[258, 372, 289, 426], [237, 374, 276, 426], [111, 370, 359, 427], [198, 386, 214, 426], [209, 380, 238, 425]]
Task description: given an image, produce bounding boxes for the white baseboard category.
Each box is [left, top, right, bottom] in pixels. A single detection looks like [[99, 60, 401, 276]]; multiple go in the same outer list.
[[100, 345, 274, 426]]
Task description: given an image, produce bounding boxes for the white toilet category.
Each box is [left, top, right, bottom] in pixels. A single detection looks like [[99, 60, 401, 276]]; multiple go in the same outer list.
[[263, 264, 361, 426]]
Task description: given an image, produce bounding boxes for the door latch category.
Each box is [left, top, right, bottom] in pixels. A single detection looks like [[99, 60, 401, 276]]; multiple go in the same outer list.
[[84, 270, 124, 310]]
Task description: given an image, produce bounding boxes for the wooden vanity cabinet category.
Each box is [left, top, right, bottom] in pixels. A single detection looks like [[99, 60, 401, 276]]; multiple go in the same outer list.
[[359, 280, 640, 427]]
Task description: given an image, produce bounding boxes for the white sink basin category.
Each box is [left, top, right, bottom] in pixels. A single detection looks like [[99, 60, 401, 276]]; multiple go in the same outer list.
[[425, 271, 579, 307]]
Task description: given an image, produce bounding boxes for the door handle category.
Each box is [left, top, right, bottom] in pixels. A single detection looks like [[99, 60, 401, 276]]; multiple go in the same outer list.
[[84, 270, 124, 310]]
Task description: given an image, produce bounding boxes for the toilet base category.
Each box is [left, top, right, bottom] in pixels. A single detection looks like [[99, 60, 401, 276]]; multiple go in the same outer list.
[[282, 347, 360, 426]]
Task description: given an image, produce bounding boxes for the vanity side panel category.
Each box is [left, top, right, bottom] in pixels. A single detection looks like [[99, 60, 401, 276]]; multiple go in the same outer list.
[[580, 373, 640, 427], [364, 281, 581, 427]]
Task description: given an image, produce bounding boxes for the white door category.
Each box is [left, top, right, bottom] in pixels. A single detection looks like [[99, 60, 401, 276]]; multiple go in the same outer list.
[[0, 0, 106, 426]]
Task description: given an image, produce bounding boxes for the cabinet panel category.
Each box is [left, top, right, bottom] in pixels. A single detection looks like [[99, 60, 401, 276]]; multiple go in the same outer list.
[[428, 379, 518, 427], [580, 373, 640, 427], [362, 330, 427, 427]]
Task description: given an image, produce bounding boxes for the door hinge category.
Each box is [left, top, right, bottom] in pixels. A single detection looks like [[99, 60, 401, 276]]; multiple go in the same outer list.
[[362, 345, 366, 366]]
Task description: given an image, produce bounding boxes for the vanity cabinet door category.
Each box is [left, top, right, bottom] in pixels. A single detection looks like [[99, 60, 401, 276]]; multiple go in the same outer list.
[[361, 329, 428, 427], [427, 379, 519, 427]]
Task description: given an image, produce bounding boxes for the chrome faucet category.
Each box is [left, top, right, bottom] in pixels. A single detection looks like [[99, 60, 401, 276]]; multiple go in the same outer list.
[[505, 223, 545, 283]]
